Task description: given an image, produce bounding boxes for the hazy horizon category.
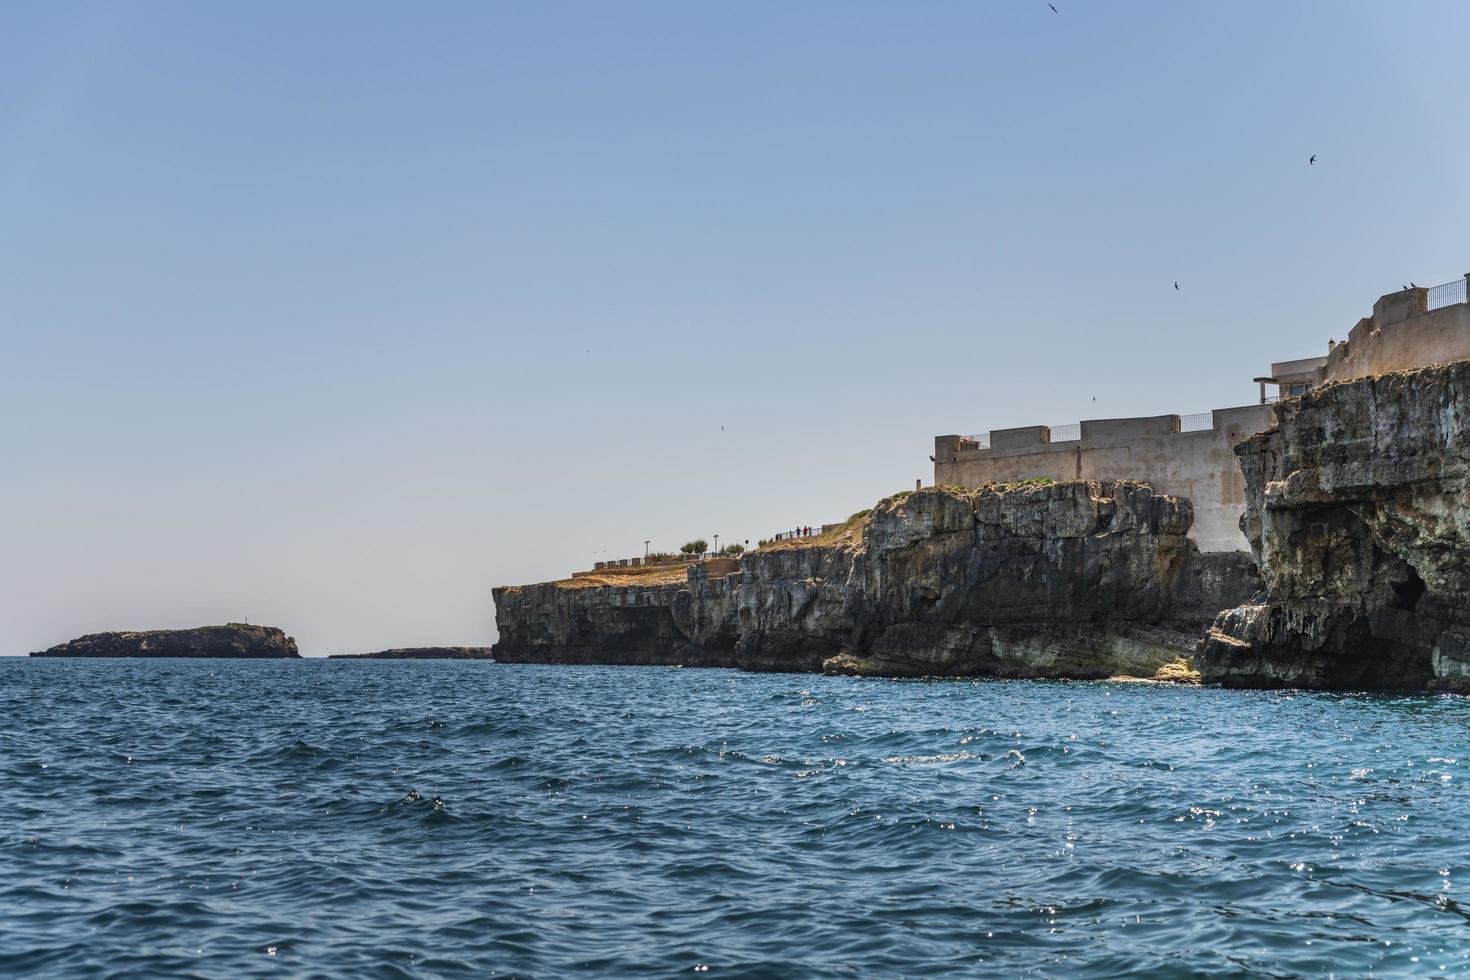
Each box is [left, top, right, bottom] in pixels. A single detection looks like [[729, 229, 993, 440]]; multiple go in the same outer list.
[[6, 1, 1470, 656]]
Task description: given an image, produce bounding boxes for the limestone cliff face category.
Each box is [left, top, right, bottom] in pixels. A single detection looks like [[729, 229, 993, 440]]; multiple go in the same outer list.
[[492, 561, 741, 668], [494, 482, 1259, 679], [31, 624, 300, 659], [1199, 359, 1470, 691]]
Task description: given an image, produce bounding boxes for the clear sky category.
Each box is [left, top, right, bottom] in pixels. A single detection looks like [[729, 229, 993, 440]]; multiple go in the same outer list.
[[4, 1, 1469, 655]]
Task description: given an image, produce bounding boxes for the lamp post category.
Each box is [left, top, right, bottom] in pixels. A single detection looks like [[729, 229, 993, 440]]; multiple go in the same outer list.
[[644, 540, 650, 558], [713, 534, 719, 556]]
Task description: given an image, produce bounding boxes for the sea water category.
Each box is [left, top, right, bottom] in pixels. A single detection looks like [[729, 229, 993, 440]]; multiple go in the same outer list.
[[2, 658, 1468, 977]]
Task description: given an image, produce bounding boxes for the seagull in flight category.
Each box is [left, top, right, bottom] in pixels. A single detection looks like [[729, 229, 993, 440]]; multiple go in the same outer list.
[[1174, 281, 1180, 291], [1049, 3, 1058, 11], [1309, 154, 1316, 166]]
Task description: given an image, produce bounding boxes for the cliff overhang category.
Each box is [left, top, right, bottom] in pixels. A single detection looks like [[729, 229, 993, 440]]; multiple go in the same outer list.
[[1199, 358, 1470, 691]]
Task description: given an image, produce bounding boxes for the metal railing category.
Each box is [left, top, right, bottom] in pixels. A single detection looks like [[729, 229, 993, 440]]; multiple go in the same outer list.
[[1178, 412, 1214, 432], [772, 527, 822, 541], [1048, 423, 1081, 443], [1426, 277, 1467, 311]]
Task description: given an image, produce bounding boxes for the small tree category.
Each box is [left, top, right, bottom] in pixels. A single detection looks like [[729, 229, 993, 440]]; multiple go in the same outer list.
[[680, 538, 708, 555], [719, 543, 745, 556]]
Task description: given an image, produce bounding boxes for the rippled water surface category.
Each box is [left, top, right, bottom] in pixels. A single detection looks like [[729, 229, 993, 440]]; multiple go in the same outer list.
[[3, 659, 1470, 976]]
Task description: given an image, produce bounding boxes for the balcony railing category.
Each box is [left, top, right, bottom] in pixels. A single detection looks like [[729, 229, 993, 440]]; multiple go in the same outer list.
[[1048, 423, 1081, 443], [1178, 412, 1214, 432], [1426, 277, 1467, 311]]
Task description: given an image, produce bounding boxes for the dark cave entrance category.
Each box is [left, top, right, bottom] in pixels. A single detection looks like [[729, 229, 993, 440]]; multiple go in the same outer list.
[[1392, 567, 1427, 612]]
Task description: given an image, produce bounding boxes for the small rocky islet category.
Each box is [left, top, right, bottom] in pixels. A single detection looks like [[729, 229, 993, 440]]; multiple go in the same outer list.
[[327, 647, 493, 660], [28, 629, 492, 662], [31, 624, 299, 659]]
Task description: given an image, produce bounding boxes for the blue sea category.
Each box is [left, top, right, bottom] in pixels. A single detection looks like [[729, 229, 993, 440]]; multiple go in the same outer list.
[[2, 659, 1468, 977]]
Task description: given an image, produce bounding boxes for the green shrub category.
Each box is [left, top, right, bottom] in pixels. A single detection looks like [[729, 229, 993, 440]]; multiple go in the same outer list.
[[757, 538, 774, 548], [680, 539, 708, 555], [719, 543, 745, 556]]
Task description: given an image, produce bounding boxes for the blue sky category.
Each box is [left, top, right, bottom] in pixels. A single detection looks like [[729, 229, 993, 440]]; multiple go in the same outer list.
[[3, 1, 1469, 654]]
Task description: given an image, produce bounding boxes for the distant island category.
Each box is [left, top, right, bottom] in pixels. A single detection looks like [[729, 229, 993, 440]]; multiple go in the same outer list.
[[327, 647, 493, 660], [31, 624, 299, 659]]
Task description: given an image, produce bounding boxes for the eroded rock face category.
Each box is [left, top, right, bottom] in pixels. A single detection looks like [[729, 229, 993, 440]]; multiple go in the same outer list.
[[31, 624, 299, 659], [494, 482, 1259, 679], [492, 561, 742, 668], [1199, 359, 1470, 691]]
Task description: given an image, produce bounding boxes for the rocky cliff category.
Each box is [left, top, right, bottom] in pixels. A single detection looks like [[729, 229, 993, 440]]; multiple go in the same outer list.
[[1199, 359, 1470, 691], [494, 482, 1260, 679], [32, 624, 300, 659]]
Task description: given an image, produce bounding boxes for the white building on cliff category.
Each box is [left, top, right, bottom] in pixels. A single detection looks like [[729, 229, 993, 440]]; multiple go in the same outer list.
[[934, 274, 1470, 553]]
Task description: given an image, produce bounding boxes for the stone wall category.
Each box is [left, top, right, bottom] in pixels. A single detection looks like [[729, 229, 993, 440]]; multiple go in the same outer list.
[[934, 405, 1273, 553]]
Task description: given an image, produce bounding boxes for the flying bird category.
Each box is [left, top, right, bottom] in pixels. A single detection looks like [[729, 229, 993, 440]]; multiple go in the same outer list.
[[1174, 282, 1180, 291], [1309, 155, 1316, 166], [1411, 282, 1419, 289], [1049, 3, 1058, 11]]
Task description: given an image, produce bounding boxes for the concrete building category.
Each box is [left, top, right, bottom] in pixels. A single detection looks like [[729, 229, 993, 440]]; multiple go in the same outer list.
[[1255, 355, 1328, 404], [934, 406, 1273, 553], [935, 271, 1470, 554], [1313, 275, 1470, 386], [1255, 274, 1470, 401]]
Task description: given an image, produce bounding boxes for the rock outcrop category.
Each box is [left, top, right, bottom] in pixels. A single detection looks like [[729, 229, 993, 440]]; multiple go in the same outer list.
[[494, 482, 1260, 679], [1199, 360, 1470, 691], [328, 647, 494, 660], [31, 624, 300, 659], [491, 560, 741, 668]]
